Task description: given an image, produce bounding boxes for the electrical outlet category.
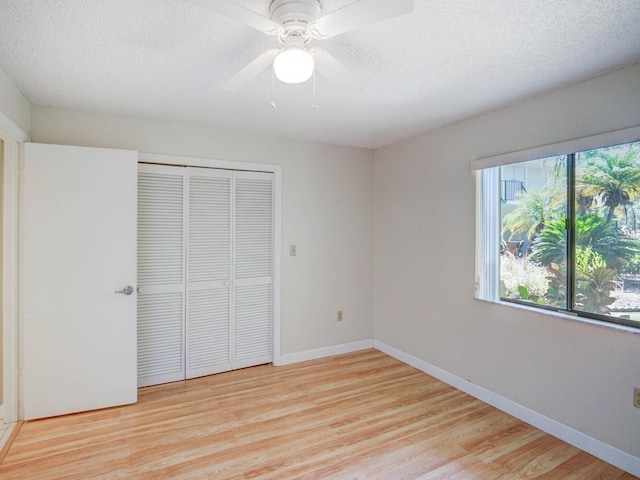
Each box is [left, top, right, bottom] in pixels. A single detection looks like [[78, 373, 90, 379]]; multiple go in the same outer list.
[[634, 387, 640, 409], [337, 310, 343, 322]]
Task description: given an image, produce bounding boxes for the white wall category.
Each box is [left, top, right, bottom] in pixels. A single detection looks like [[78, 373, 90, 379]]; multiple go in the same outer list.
[[374, 63, 640, 458], [0, 68, 30, 137], [30, 106, 375, 356]]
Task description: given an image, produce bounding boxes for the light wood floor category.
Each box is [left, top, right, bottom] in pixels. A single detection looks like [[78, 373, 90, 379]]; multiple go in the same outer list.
[[0, 349, 636, 479]]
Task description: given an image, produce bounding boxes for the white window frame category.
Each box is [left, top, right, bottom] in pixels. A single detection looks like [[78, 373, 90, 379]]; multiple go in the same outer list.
[[473, 125, 640, 329]]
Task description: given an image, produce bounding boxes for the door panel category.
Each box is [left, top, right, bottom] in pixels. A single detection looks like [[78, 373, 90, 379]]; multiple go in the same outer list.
[[233, 172, 274, 367], [23, 143, 138, 420], [186, 168, 232, 379], [234, 175, 274, 280], [234, 283, 273, 367], [187, 289, 230, 376], [137, 166, 186, 387], [137, 291, 184, 385]]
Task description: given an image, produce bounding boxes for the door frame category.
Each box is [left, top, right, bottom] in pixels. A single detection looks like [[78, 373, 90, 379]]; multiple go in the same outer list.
[[1, 128, 20, 423], [138, 153, 282, 366]]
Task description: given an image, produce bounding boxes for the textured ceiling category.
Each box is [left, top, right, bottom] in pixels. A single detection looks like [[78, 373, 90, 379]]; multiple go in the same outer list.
[[0, 0, 639, 148]]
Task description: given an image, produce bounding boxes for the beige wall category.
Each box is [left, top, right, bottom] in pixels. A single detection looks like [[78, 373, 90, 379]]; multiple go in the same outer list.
[[374, 63, 640, 457], [0, 68, 30, 135], [29, 107, 375, 355]]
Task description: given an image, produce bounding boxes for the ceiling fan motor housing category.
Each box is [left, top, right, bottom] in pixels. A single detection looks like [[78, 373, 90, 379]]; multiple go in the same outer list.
[[269, 0, 322, 39]]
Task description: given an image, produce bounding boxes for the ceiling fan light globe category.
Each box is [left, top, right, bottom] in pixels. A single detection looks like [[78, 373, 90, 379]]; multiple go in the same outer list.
[[273, 47, 315, 84]]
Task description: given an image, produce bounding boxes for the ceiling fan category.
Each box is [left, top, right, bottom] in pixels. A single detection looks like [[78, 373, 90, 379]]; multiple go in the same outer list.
[[191, 0, 414, 90]]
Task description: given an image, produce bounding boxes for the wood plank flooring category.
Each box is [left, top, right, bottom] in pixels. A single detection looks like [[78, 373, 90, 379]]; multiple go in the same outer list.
[[0, 349, 636, 479]]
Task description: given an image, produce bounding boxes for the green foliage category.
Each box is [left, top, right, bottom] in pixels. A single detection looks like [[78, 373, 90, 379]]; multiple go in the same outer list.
[[517, 285, 528, 299], [501, 188, 565, 242], [542, 248, 617, 313], [514, 285, 547, 305], [500, 253, 550, 301], [545, 262, 566, 308], [501, 249, 619, 313], [529, 218, 565, 265], [531, 213, 639, 270], [573, 246, 617, 313], [577, 147, 640, 224], [621, 253, 640, 275]]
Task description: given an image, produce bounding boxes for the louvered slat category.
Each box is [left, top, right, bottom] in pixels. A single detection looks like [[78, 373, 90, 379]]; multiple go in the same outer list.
[[186, 289, 231, 377], [234, 284, 272, 362], [233, 172, 273, 367], [138, 172, 184, 286], [137, 292, 184, 387], [235, 178, 273, 279], [138, 167, 274, 385], [186, 171, 233, 378], [188, 175, 231, 283], [137, 167, 186, 387]]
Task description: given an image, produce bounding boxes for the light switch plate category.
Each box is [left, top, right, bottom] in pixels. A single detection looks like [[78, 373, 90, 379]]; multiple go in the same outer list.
[[290, 245, 297, 256]]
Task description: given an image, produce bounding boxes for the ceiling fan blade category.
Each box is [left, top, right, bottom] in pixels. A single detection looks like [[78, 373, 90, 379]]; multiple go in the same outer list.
[[190, 0, 282, 35], [221, 49, 280, 91], [310, 48, 356, 87], [308, 0, 414, 39]]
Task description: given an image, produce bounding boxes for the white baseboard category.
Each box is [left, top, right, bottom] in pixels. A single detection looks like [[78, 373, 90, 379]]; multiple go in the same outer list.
[[276, 339, 374, 366], [374, 340, 640, 478]]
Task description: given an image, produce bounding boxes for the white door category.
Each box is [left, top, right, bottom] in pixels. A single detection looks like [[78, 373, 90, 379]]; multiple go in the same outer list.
[[22, 143, 138, 420]]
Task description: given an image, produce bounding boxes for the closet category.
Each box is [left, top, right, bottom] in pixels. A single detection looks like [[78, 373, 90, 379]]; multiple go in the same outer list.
[[137, 164, 274, 387]]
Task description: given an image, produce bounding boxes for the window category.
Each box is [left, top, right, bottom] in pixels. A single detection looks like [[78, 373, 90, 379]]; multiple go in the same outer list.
[[477, 139, 640, 329]]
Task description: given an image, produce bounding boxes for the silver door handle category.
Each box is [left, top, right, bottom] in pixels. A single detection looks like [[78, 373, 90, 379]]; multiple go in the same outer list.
[[115, 285, 134, 295]]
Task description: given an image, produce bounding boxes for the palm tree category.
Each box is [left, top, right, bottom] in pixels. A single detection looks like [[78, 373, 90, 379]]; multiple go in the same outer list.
[[577, 147, 640, 224], [531, 213, 638, 270], [501, 187, 564, 242]]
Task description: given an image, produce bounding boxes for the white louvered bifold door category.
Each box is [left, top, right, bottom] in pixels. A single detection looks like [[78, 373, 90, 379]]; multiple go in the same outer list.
[[233, 171, 274, 369], [186, 167, 233, 379], [137, 165, 274, 387], [137, 165, 187, 387]]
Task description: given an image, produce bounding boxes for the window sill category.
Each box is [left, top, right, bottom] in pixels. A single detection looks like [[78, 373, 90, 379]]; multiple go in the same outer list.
[[474, 296, 640, 335]]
